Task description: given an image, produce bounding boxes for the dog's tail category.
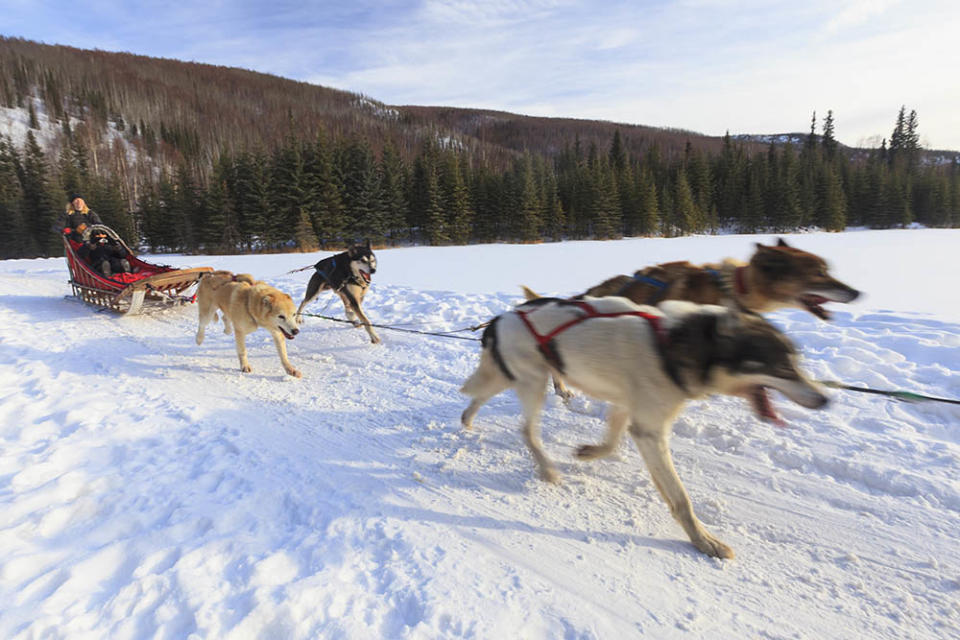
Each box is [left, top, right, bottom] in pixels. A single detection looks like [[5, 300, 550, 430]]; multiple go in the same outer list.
[[460, 316, 514, 398], [520, 285, 541, 301], [233, 273, 256, 285]]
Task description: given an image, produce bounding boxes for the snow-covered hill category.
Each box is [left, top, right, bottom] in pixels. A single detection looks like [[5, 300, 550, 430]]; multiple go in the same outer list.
[[1, 230, 958, 638]]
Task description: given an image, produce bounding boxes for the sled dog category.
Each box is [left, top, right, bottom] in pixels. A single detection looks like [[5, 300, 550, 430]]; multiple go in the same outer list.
[[460, 297, 828, 558], [522, 238, 859, 399], [195, 271, 302, 377], [524, 238, 860, 320], [297, 241, 380, 344]]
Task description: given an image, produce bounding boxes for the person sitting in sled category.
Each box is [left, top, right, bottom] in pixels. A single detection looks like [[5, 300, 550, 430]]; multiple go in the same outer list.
[[78, 229, 131, 277], [59, 193, 103, 242]]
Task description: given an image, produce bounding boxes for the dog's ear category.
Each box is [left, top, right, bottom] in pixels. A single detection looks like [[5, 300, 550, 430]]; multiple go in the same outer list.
[[261, 294, 274, 308], [365, 238, 371, 249], [752, 246, 793, 276], [347, 245, 358, 258], [667, 311, 733, 384], [776, 237, 790, 248]]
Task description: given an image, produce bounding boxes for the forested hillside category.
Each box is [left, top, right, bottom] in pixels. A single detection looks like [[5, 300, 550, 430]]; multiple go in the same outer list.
[[1, 36, 957, 258]]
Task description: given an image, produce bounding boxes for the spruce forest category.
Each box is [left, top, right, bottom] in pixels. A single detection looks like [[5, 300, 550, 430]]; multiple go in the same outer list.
[[1, 37, 958, 260]]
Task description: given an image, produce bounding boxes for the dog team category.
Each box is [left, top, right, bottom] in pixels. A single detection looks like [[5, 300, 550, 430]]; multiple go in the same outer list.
[[195, 238, 860, 558]]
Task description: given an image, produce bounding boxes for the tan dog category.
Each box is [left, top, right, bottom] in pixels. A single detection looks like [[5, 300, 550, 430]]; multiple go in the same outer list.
[[461, 297, 828, 558], [195, 271, 302, 377]]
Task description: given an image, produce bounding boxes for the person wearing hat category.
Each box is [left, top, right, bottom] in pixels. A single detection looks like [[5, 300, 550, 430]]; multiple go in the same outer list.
[[77, 228, 131, 277], [59, 193, 103, 242]]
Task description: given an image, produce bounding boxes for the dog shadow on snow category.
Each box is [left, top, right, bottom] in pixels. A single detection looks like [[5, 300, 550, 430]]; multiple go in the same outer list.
[[201, 398, 703, 558]]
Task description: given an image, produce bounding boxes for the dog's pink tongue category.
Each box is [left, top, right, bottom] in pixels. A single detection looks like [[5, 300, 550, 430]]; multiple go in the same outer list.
[[753, 388, 786, 428]]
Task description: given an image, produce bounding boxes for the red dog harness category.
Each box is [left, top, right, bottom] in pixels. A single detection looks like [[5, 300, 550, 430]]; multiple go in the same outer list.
[[515, 300, 668, 372]]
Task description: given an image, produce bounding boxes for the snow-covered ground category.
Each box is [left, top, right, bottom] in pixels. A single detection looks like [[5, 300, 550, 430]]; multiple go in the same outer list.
[[1, 230, 958, 639]]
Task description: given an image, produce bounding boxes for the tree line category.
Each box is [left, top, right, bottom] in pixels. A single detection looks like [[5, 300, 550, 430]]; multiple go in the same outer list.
[[1, 105, 957, 259]]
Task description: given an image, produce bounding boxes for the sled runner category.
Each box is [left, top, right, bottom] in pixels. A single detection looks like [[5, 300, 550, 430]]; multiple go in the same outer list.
[[63, 225, 213, 315]]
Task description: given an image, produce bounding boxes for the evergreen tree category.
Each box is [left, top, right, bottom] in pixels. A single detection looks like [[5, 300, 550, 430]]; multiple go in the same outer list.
[[541, 166, 565, 241], [673, 168, 699, 234], [0, 136, 31, 258], [889, 106, 907, 168], [171, 165, 199, 251], [822, 110, 838, 160], [440, 152, 473, 245], [423, 163, 447, 245], [589, 153, 620, 239], [741, 159, 766, 233], [819, 165, 847, 231], [379, 141, 408, 243], [513, 153, 541, 242], [306, 132, 345, 247], [19, 131, 60, 255], [636, 167, 659, 235], [340, 138, 385, 243], [293, 208, 319, 251], [268, 138, 306, 248], [89, 175, 135, 245], [27, 101, 39, 129]]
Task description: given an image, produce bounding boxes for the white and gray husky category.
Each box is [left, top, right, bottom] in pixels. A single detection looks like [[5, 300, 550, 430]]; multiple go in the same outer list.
[[461, 297, 828, 558]]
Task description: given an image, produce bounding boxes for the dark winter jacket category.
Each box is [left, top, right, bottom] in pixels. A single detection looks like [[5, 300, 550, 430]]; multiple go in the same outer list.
[[58, 209, 103, 241], [78, 239, 127, 273]]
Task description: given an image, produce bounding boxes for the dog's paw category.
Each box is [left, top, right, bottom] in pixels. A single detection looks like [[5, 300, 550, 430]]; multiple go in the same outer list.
[[240, 364, 252, 373], [195, 333, 204, 345], [575, 444, 609, 460], [538, 466, 561, 484], [370, 336, 382, 345], [693, 534, 735, 559], [287, 367, 302, 378]]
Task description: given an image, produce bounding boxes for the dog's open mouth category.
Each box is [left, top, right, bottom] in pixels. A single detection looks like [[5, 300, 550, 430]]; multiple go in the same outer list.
[[359, 271, 371, 283], [279, 327, 296, 340], [798, 294, 831, 320], [748, 386, 785, 427]]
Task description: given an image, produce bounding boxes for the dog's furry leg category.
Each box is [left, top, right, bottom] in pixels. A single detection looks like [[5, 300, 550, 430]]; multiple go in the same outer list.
[[271, 331, 302, 378], [221, 310, 233, 335], [516, 373, 558, 483], [628, 423, 734, 559], [553, 377, 574, 402], [460, 351, 512, 429], [296, 272, 324, 322], [342, 288, 381, 344], [195, 295, 216, 345], [576, 406, 630, 460], [234, 330, 252, 373]]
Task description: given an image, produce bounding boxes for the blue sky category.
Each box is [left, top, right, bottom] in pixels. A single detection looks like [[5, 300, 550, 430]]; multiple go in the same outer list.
[[3, 0, 959, 149]]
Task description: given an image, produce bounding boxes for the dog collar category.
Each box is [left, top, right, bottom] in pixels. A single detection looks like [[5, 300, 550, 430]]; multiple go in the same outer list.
[[734, 266, 748, 297]]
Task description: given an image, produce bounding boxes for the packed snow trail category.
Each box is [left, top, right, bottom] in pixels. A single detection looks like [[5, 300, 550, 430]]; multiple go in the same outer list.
[[0, 230, 958, 639]]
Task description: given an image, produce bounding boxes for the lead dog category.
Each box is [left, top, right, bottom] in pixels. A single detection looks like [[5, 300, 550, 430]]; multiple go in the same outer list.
[[460, 297, 828, 558], [296, 241, 380, 344], [195, 271, 302, 377], [553, 238, 860, 319], [523, 238, 860, 400]]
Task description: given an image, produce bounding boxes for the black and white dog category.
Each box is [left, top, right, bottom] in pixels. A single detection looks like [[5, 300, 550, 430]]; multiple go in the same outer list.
[[461, 297, 828, 558], [296, 241, 380, 343]]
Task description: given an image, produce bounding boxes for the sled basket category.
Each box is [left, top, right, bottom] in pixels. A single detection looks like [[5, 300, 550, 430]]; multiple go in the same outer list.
[[63, 225, 213, 315]]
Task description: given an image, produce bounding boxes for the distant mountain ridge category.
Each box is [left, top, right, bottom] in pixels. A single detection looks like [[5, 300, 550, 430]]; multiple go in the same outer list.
[[2, 36, 956, 170]]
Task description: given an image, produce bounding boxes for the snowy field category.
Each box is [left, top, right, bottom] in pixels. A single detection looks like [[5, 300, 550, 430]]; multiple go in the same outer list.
[[0, 229, 958, 639]]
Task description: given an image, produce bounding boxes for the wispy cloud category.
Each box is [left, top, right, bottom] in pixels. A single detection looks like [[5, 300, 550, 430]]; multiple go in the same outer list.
[[3, 0, 958, 149]]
